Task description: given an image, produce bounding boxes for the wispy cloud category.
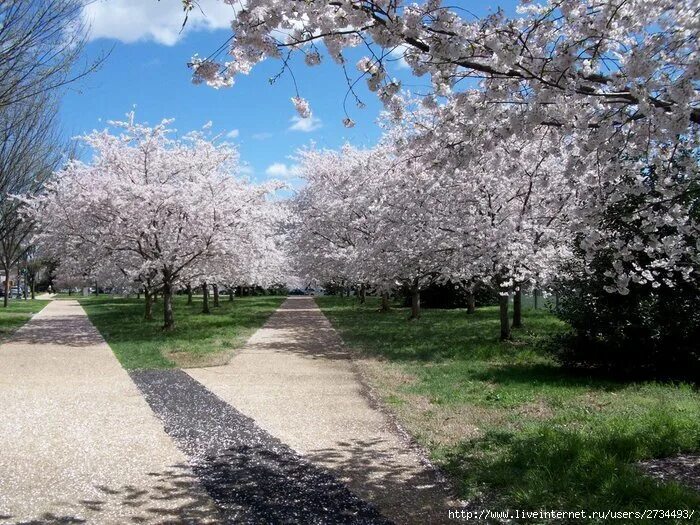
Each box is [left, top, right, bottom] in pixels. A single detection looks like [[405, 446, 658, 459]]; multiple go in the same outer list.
[[82, 0, 240, 46], [288, 115, 322, 133], [252, 132, 273, 140], [226, 129, 240, 139]]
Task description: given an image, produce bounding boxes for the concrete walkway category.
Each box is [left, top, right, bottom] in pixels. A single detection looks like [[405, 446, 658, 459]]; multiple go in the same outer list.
[[188, 297, 457, 524], [0, 300, 218, 524]]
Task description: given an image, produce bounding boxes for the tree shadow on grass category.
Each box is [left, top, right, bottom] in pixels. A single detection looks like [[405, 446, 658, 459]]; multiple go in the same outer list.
[[81, 297, 285, 346], [442, 418, 700, 512], [470, 362, 626, 392]]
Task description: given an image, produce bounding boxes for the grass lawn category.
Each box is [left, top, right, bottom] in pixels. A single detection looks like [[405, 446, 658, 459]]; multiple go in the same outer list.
[[316, 296, 700, 521], [0, 299, 49, 341], [80, 295, 285, 369]]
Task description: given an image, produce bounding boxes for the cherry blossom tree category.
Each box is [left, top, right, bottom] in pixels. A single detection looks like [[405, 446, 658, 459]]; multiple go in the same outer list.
[[292, 105, 579, 336], [187, 0, 699, 299], [26, 116, 284, 330], [189, 0, 698, 127]]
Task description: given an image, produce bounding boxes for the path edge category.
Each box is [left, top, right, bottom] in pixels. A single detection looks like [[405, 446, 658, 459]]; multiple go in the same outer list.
[[313, 297, 469, 510]]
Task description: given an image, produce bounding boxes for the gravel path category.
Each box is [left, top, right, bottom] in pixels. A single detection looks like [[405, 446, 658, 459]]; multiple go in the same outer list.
[[187, 297, 457, 524], [0, 300, 218, 524], [130, 369, 390, 524]]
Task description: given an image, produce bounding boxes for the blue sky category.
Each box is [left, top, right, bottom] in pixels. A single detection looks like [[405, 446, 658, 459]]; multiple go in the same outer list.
[[61, 0, 518, 183]]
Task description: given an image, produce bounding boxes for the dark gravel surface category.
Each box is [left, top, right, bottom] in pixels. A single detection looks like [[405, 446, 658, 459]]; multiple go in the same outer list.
[[130, 369, 392, 525]]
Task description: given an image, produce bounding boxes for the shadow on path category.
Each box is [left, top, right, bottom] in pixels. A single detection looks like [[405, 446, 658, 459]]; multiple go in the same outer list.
[[130, 369, 391, 524], [4, 302, 104, 348], [0, 463, 221, 524]]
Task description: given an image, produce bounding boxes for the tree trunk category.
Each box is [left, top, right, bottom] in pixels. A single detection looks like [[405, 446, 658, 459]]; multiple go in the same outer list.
[[202, 282, 210, 314], [94, 283, 99, 296], [499, 293, 511, 340], [137, 292, 140, 300], [359, 283, 366, 304], [229, 288, 234, 302], [380, 291, 390, 312], [68, 288, 72, 296], [466, 290, 476, 314], [30, 278, 35, 300], [162, 279, 175, 331], [144, 290, 154, 321], [3, 269, 9, 307], [512, 288, 522, 329], [213, 284, 220, 307], [409, 280, 420, 320], [186, 283, 193, 305], [533, 288, 539, 309]]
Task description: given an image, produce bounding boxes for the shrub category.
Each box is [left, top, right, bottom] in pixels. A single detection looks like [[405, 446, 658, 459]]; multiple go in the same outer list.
[[552, 264, 700, 380]]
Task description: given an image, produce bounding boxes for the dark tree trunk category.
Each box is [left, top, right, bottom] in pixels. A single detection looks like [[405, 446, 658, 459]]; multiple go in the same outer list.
[[359, 283, 366, 304], [512, 288, 522, 329], [94, 283, 99, 296], [144, 290, 154, 321], [137, 292, 140, 300], [409, 280, 421, 320], [229, 288, 234, 302], [533, 288, 539, 309], [162, 278, 175, 331], [30, 278, 35, 300], [380, 291, 390, 312], [202, 282, 210, 314], [68, 288, 72, 296], [555, 292, 560, 310], [3, 269, 9, 307], [499, 293, 511, 340], [213, 284, 220, 307], [186, 283, 193, 305], [466, 290, 476, 314]]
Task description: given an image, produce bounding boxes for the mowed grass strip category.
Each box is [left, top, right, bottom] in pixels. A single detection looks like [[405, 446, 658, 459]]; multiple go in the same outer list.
[[80, 295, 285, 369], [316, 296, 700, 519], [0, 299, 50, 341]]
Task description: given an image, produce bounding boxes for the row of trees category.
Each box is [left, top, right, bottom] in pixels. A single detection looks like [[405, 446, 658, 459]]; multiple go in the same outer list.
[[290, 121, 578, 339], [25, 117, 286, 330], [0, 0, 100, 307], [183, 0, 698, 373]]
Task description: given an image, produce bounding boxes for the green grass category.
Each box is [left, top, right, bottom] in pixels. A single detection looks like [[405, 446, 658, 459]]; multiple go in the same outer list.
[[80, 295, 285, 369], [0, 299, 49, 340], [316, 296, 700, 522]]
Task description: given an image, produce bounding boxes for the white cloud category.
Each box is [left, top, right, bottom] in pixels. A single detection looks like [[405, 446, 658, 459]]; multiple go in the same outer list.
[[226, 129, 240, 139], [265, 163, 301, 179], [389, 44, 411, 69], [252, 132, 273, 140], [82, 0, 240, 46], [288, 115, 322, 133]]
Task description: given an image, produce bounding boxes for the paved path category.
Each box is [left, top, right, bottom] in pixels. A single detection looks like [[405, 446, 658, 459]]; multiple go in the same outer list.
[[0, 300, 218, 524], [131, 369, 389, 524], [188, 297, 457, 524]]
